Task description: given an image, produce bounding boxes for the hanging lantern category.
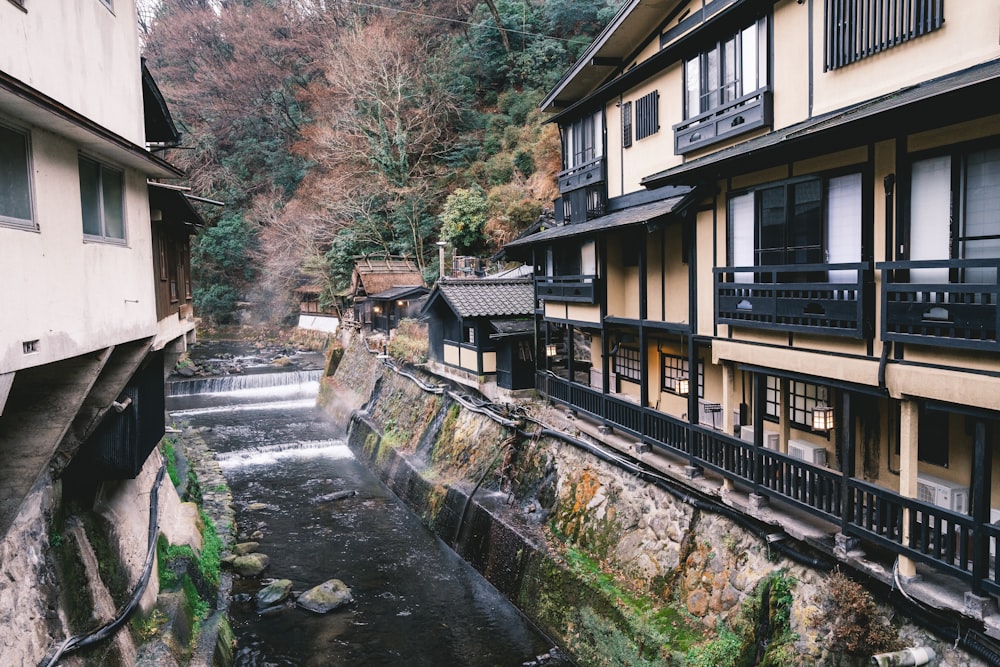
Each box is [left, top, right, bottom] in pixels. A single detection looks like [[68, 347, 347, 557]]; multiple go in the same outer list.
[[546, 344, 558, 358], [812, 404, 835, 431], [676, 376, 690, 396]]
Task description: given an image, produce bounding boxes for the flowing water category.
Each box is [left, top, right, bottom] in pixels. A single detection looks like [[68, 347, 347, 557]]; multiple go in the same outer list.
[[166, 343, 568, 667]]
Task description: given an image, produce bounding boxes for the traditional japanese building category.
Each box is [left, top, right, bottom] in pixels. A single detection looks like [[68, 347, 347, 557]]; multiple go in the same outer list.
[[506, 0, 1000, 618], [423, 277, 535, 392]]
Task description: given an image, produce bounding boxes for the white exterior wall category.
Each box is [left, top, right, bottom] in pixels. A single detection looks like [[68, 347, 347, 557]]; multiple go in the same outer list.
[[0, 0, 145, 144], [0, 0, 159, 373]]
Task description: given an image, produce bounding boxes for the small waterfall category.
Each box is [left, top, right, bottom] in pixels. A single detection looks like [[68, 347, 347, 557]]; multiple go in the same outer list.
[[215, 439, 353, 467], [167, 369, 323, 397]]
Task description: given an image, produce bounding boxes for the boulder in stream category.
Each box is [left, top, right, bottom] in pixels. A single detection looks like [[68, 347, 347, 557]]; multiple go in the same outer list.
[[297, 579, 353, 614], [256, 579, 294, 610], [233, 541, 260, 555], [231, 553, 270, 577]]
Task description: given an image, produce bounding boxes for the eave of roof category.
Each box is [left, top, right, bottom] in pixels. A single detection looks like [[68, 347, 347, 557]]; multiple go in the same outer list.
[[0, 70, 183, 179], [504, 188, 696, 249], [367, 285, 429, 300], [148, 182, 206, 228], [643, 57, 1000, 188], [542, 0, 775, 122]]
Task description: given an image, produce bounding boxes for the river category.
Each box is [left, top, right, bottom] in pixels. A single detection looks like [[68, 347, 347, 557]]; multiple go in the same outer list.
[[166, 341, 568, 667]]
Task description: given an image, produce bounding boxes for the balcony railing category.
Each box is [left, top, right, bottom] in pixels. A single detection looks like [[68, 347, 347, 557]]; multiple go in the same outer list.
[[673, 89, 772, 155], [714, 262, 870, 338], [558, 157, 605, 195], [538, 370, 1000, 594], [879, 258, 1000, 351], [535, 275, 597, 303]]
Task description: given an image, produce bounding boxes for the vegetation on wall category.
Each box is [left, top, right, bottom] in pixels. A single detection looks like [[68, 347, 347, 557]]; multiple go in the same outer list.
[[141, 0, 624, 323]]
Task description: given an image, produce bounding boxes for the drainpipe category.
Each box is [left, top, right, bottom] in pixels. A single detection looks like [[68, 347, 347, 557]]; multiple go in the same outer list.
[[871, 646, 935, 667]]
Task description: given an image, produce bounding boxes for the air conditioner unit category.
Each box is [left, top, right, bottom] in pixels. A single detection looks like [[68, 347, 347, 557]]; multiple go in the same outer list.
[[787, 439, 828, 466], [763, 432, 780, 450], [916, 473, 969, 514]]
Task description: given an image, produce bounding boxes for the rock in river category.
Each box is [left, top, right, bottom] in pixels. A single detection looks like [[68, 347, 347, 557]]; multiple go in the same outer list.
[[297, 579, 353, 614], [231, 552, 270, 577], [256, 579, 294, 610]]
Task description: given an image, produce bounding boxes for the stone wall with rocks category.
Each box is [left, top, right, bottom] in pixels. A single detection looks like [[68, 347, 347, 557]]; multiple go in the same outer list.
[[325, 333, 989, 667]]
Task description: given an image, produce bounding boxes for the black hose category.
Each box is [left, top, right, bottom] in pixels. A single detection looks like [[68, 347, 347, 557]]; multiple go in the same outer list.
[[43, 464, 166, 667]]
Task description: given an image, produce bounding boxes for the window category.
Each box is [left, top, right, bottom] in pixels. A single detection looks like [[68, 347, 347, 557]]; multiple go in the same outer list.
[[635, 91, 659, 141], [0, 122, 34, 229], [764, 376, 830, 430], [80, 156, 125, 241], [563, 110, 603, 170], [614, 347, 640, 382], [466, 327, 475, 344], [789, 380, 826, 429], [684, 17, 767, 120], [661, 354, 704, 398], [825, 0, 944, 71], [728, 172, 862, 276], [765, 375, 780, 421], [907, 147, 1000, 284], [917, 406, 949, 467], [621, 101, 632, 148]]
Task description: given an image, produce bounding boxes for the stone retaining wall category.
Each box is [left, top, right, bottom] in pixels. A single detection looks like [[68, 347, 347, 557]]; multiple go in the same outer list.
[[326, 333, 988, 666]]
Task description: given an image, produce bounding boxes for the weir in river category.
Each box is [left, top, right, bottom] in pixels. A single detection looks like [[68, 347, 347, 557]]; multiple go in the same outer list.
[[166, 346, 568, 666]]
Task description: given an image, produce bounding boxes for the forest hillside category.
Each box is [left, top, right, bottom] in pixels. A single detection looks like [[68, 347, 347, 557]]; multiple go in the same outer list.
[[140, 0, 623, 323]]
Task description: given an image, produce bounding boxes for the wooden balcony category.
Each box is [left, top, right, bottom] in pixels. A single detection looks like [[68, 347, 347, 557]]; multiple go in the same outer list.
[[879, 259, 1000, 351], [536, 371, 1000, 596], [714, 262, 870, 338], [673, 89, 772, 155], [557, 157, 605, 195], [535, 275, 597, 303]]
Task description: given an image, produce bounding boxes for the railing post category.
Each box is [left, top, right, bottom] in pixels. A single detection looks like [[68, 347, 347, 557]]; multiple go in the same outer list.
[[971, 419, 991, 593], [752, 373, 766, 494]]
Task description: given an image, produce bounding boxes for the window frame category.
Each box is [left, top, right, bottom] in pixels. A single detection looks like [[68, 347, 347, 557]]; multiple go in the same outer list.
[[660, 353, 704, 398], [621, 101, 633, 149], [79, 154, 127, 244], [764, 376, 831, 433], [903, 140, 1000, 283], [683, 16, 768, 121], [562, 109, 604, 171], [614, 346, 641, 383], [824, 0, 944, 71], [635, 90, 659, 141], [727, 168, 865, 273], [0, 120, 36, 230]]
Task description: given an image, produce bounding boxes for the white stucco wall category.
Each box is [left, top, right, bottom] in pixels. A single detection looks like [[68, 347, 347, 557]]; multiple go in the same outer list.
[[0, 0, 145, 144]]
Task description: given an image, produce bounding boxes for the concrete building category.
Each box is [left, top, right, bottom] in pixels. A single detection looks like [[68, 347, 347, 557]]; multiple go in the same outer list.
[[506, 0, 1000, 627]]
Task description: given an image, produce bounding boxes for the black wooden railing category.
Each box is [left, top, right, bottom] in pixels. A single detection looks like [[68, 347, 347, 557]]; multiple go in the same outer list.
[[673, 88, 772, 154], [714, 262, 870, 338], [879, 258, 1000, 351], [538, 371, 1000, 594], [535, 275, 597, 303]]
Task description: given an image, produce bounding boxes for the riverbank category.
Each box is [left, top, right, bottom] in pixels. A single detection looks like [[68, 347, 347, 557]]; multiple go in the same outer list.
[[325, 329, 985, 667]]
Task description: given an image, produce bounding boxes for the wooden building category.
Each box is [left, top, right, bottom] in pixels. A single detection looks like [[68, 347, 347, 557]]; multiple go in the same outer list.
[[423, 278, 535, 389], [505, 0, 1000, 615], [347, 255, 427, 334]]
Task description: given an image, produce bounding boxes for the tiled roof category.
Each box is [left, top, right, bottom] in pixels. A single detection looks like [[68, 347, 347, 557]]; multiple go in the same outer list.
[[432, 278, 534, 318]]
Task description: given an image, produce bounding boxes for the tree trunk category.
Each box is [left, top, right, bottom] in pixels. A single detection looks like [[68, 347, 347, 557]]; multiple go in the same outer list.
[[482, 0, 511, 53]]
